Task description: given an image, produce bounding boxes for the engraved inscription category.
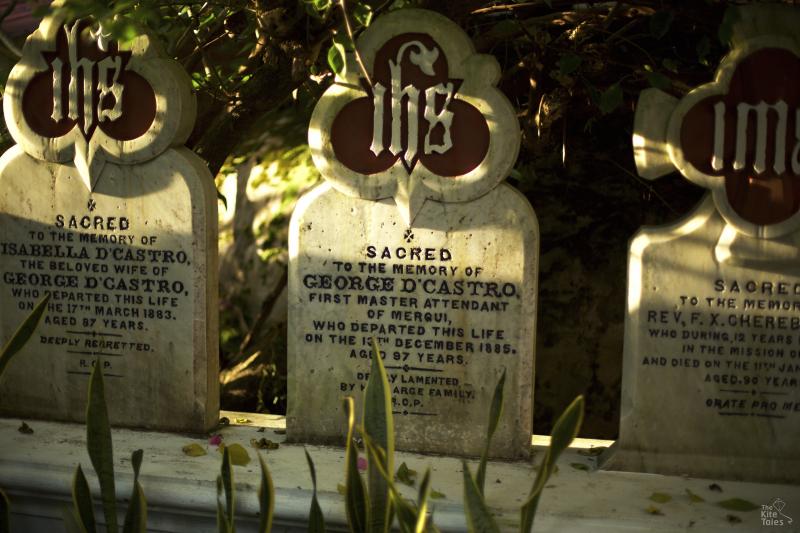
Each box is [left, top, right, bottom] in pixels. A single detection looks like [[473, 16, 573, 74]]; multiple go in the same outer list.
[[640, 278, 800, 420], [0, 202, 191, 379], [297, 242, 520, 417]]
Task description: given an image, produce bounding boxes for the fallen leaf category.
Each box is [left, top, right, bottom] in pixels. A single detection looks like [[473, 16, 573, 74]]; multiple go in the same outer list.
[[250, 437, 280, 450], [219, 443, 251, 466], [274, 429, 287, 435], [717, 498, 759, 512], [17, 422, 33, 434], [645, 505, 664, 516], [577, 446, 607, 457], [395, 462, 417, 486], [256, 427, 266, 433], [234, 417, 251, 424], [182, 443, 207, 457], [709, 483, 722, 492], [726, 514, 742, 524], [495, 479, 502, 484], [570, 462, 589, 471], [686, 489, 705, 503], [649, 492, 672, 504], [337, 483, 347, 495], [430, 489, 446, 500]]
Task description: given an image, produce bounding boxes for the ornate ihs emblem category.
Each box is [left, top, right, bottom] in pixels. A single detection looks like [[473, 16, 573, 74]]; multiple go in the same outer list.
[[4, 16, 194, 191], [634, 36, 800, 239], [309, 10, 520, 225]]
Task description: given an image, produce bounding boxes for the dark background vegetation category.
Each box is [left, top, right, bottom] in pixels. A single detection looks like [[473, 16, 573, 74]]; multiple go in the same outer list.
[[0, 0, 757, 438]]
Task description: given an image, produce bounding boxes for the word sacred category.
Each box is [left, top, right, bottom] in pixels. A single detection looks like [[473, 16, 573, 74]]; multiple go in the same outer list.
[[366, 245, 452, 261]]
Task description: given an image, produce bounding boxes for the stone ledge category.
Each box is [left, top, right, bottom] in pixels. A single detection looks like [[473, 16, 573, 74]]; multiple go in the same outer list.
[[1, 412, 796, 532]]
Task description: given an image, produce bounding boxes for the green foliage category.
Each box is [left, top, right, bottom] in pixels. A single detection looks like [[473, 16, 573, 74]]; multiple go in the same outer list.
[[363, 339, 394, 533], [72, 466, 97, 533], [0, 295, 51, 533], [305, 449, 326, 533], [413, 469, 432, 533], [359, 432, 431, 533], [477, 369, 505, 495], [67, 362, 149, 533], [122, 450, 147, 533], [717, 498, 759, 512], [86, 360, 119, 533], [598, 84, 623, 115], [0, 294, 50, 381], [217, 446, 235, 533], [339, 339, 440, 532], [214, 443, 276, 533], [395, 463, 416, 487], [257, 454, 275, 533], [520, 396, 585, 532], [462, 464, 500, 533], [69, 363, 144, 533], [221, 443, 251, 466], [327, 33, 351, 75], [343, 398, 367, 533]]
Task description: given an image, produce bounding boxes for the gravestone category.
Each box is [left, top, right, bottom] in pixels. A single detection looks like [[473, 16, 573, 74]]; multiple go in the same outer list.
[[288, 9, 538, 459], [606, 5, 800, 482], [0, 15, 219, 432]]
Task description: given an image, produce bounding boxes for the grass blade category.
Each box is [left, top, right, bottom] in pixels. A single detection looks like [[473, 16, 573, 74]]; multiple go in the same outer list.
[[414, 469, 432, 533], [305, 449, 326, 533], [520, 395, 584, 533], [122, 450, 146, 533], [257, 453, 274, 533], [477, 370, 505, 494], [86, 359, 118, 533], [0, 488, 9, 533], [220, 446, 234, 533], [216, 476, 232, 533], [360, 432, 418, 533], [62, 506, 89, 533], [462, 463, 500, 533], [343, 398, 367, 533], [0, 293, 50, 379], [72, 465, 96, 533], [363, 338, 394, 533]]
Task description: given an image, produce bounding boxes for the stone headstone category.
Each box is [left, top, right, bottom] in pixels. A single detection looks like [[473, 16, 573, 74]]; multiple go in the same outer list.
[[0, 16, 219, 432], [606, 5, 800, 482], [288, 9, 538, 459]]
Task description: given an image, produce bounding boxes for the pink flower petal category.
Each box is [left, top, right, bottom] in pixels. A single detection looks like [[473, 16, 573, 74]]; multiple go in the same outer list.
[[357, 456, 368, 471], [208, 434, 222, 446]]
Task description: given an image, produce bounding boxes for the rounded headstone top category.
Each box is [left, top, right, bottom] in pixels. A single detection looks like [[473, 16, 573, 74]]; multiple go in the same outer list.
[[633, 4, 800, 239], [308, 9, 521, 226], [3, 14, 196, 191]]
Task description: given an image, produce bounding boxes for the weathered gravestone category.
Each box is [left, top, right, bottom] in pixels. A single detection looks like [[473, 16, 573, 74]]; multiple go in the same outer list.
[[288, 9, 538, 459], [606, 6, 800, 482], [0, 15, 219, 432]]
